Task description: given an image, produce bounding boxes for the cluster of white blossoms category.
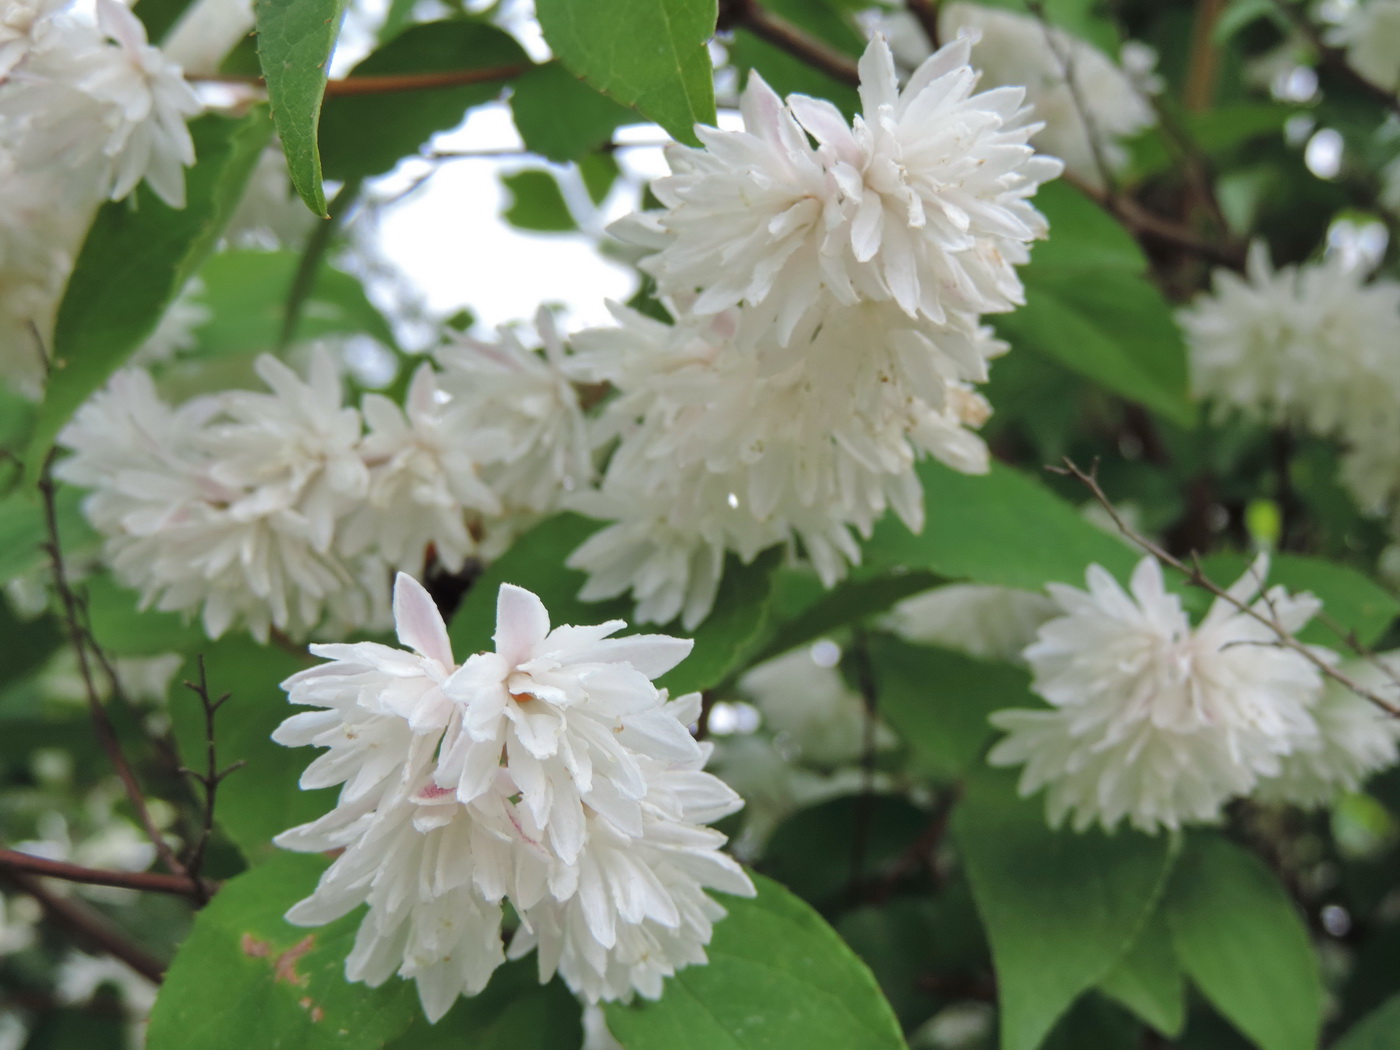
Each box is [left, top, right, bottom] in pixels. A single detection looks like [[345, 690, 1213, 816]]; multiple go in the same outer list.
[[58, 314, 588, 641], [1179, 243, 1400, 554], [989, 556, 1400, 832], [1323, 0, 1400, 91], [866, 3, 1158, 186], [274, 574, 752, 1019], [0, 0, 202, 390], [564, 35, 1060, 627]]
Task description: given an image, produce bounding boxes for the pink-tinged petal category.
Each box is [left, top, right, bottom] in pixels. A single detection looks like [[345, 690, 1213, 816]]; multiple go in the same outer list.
[[393, 573, 454, 668], [494, 583, 551, 666]]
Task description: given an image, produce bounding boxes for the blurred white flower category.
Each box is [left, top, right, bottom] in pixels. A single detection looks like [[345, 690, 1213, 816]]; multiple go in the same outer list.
[[223, 144, 316, 249], [885, 583, 1057, 662], [989, 556, 1331, 832], [869, 4, 1156, 187], [55, 951, 158, 1015], [0, 894, 39, 958], [1179, 242, 1400, 438], [0, 0, 65, 76], [1257, 654, 1400, 806], [1323, 0, 1400, 90], [0, 0, 202, 207], [276, 575, 750, 1019], [626, 34, 1058, 342]]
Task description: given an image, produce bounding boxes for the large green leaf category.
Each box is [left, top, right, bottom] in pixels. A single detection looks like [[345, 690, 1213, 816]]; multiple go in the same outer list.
[[385, 960, 581, 1049], [509, 61, 637, 162], [1164, 836, 1323, 1050], [319, 21, 530, 181], [535, 0, 716, 145], [1095, 911, 1186, 1038], [1332, 995, 1400, 1050], [501, 170, 577, 232], [1028, 181, 1145, 275], [867, 635, 1035, 779], [193, 249, 398, 358], [147, 853, 419, 1050], [864, 459, 1137, 590], [254, 0, 349, 216], [27, 110, 273, 469], [168, 637, 328, 864], [1198, 552, 1399, 649], [82, 574, 207, 656], [952, 771, 1178, 1050], [604, 873, 907, 1049]]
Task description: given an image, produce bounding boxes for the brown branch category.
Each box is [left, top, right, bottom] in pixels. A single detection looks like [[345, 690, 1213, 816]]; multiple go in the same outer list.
[[1184, 0, 1227, 113], [0, 850, 204, 898], [38, 458, 189, 883], [1267, 0, 1400, 117], [719, 0, 861, 87], [187, 64, 531, 98], [1, 870, 166, 984], [1064, 170, 1246, 269], [867, 782, 962, 905], [178, 656, 242, 900], [1050, 457, 1400, 718], [906, 0, 942, 49]]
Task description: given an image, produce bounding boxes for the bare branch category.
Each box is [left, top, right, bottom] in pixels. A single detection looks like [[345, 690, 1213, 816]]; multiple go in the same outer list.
[[1050, 457, 1400, 718], [0, 849, 206, 898], [1, 870, 166, 984], [186, 64, 531, 98], [179, 655, 241, 900], [38, 456, 189, 882]]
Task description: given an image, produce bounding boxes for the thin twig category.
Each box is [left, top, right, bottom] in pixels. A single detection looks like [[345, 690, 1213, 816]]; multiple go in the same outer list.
[[1, 871, 165, 984], [0, 850, 205, 898], [186, 64, 532, 98], [719, 0, 861, 87], [178, 655, 243, 900], [37, 457, 189, 881], [1050, 457, 1400, 717], [907, 0, 942, 49], [1184, 0, 1227, 113], [1064, 170, 1246, 268], [1266, 0, 1400, 117], [867, 782, 962, 905]]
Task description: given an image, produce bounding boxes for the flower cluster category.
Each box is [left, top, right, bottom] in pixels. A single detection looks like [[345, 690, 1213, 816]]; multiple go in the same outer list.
[[0, 0, 202, 390], [566, 35, 1059, 626], [868, 2, 1158, 187], [1323, 0, 1400, 91], [988, 556, 1400, 832], [1179, 243, 1400, 559], [274, 574, 752, 1019], [58, 315, 588, 641]]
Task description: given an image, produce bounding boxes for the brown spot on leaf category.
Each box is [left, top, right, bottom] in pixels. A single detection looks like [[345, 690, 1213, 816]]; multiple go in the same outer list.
[[299, 997, 326, 1022], [241, 933, 272, 958], [273, 935, 316, 986]]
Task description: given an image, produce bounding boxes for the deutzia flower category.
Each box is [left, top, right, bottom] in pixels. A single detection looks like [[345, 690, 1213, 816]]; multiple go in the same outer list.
[[988, 556, 1331, 832], [0, 0, 65, 76], [0, 0, 201, 207], [275, 575, 752, 1020], [1256, 654, 1400, 807], [1179, 242, 1400, 438], [869, 3, 1157, 187], [627, 34, 1060, 342], [1323, 0, 1400, 90]]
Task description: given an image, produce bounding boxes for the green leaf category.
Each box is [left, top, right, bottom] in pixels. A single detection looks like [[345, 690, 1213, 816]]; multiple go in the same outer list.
[[535, 0, 717, 145], [168, 637, 330, 863], [319, 22, 530, 181], [135, 0, 200, 42], [751, 570, 941, 665], [1126, 104, 1292, 182], [864, 460, 1137, 591], [835, 900, 943, 1029], [1096, 911, 1186, 1038], [193, 249, 398, 358], [510, 61, 637, 162], [952, 771, 1178, 1050], [1332, 994, 1400, 1050], [148, 853, 419, 1050], [385, 959, 581, 1049], [1031, 182, 1145, 274], [501, 170, 577, 232], [997, 268, 1194, 428], [1164, 836, 1323, 1050], [760, 794, 930, 908], [728, 0, 861, 118], [82, 574, 207, 656], [604, 873, 907, 1049], [867, 635, 1035, 779], [27, 110, 273, 469], [1198, 552, 1399, 649], [0, 486, 92, 586], [254, 0, 349, 216]]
